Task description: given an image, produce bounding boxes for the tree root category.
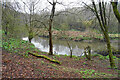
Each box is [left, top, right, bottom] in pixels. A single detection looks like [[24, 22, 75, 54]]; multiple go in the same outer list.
[[28, 52, 61, 64]]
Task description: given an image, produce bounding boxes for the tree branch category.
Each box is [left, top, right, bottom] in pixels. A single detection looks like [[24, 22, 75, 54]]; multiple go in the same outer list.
[[82, 2, 95, 13], [47, 0, 53, 5], [111, 1, 120, 23]]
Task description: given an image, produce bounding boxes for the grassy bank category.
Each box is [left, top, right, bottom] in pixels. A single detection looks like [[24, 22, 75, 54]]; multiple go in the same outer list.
[[37, 29, 119, 42]]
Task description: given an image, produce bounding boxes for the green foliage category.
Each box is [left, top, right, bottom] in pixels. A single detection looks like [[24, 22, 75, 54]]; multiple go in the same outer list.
[[93, 54, 106, 60], [99, 55, 106, 60], [74, 56, 80, 61], [41, 61, 44, 64], [60, 23, 69, 31], [92, 54, 100, 57], [106, 55, 109, 59], [74, 58, 80, 61], [73, 67, 116, 78], [95, 36, 104, 39], [64, 54, 68, 57], [83, 62, 86, 65], [105, 55, 118, 60], [51, 64, 57, 67], [93, 72, 113, 77], [2, 31, 39, 58], [109, 34, 119, 38], [78, 35, 83, 38], [107, 69, 111, 71], [17, 62, 20, 65], [82, 76, 86, 78], [52, 56, 56, 59], [80, 69, 95, 78], [75, 70, 79, 73], [107, 65, 111, 68], [24, 53, 29, 58], [72, 55, 77, 58], [92, 29, 101, 34], [2, 37, 31, 53], [79, 68, 115, 78], [70, 29, 77, 31], [55, 55, 61, 58]]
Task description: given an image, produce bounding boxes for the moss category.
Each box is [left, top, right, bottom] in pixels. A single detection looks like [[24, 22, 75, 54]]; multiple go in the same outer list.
[[111, 2, 120, 23], [28, 52, 61, 64]]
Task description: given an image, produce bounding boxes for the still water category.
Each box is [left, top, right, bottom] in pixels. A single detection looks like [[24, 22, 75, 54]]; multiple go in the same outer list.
[[22, 36, 118, 56]]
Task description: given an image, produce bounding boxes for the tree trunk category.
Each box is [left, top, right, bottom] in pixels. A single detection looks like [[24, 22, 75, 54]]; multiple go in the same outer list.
[[65, 38, 72, 58], [5, 26, 7, 35], [70, 50, 73, 58], [104, 31, 115, 68], [49, 19, 53, 55], [28, 37, 32, 43], [28, 30, 33, 43], [84, 46, 91, 60], [88, 46, 91, 60], [91, 1, 115, 68], [48, 2, 56, 55]]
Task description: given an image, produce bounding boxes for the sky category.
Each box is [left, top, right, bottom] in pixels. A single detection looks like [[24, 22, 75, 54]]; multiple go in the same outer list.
[[3, 0, 119, 13]]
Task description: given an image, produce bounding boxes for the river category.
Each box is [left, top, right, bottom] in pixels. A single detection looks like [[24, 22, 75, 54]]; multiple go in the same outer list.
[[22, 36, 118, 56]]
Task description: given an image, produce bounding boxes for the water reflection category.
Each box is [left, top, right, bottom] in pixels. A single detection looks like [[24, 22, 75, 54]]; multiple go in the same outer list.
[[22, 37, 118, 56]]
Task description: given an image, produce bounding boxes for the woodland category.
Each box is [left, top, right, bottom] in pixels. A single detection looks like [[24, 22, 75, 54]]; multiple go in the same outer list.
[[1, 0, 120, 79]]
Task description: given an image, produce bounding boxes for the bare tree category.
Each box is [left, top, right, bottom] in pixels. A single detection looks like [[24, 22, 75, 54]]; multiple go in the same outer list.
[[2, 1, 10, 35], [83, 0, 115, 68], [2, 0, 19, 36], [66, 38, 73, 58], [21, 0, 41, 43], [47, 0, 61, 55], [47, 0, 72, 55], [60, 31, 73, 58]]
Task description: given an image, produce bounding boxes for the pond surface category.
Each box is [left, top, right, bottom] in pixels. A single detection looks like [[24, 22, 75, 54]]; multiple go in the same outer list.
[[22, 36, 118, 56]]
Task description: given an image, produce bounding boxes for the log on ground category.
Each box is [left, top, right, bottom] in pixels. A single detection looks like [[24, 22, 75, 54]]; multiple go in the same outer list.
[[28, 52, 61, 64]]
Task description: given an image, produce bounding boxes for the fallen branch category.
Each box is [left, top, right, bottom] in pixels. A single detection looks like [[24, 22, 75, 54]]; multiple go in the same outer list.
[[28, 52, 61, 64]]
